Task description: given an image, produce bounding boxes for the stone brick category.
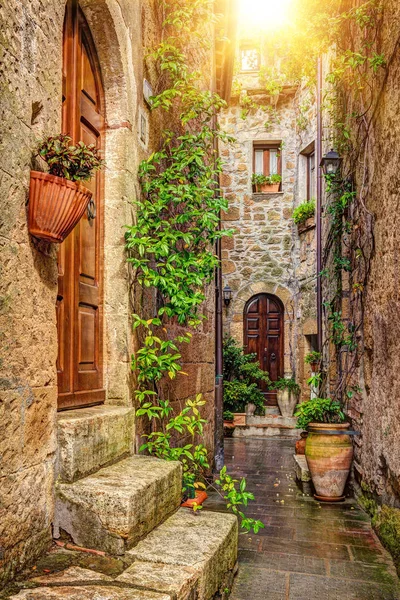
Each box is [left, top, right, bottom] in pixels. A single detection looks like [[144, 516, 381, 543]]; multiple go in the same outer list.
[[223, 206, 240, 221], [222, 259, 236, 274]]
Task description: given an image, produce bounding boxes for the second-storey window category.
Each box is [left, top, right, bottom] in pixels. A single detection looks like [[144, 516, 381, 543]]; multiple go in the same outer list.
[[240, 46, 260, 72], [253, 144, 282, 177]]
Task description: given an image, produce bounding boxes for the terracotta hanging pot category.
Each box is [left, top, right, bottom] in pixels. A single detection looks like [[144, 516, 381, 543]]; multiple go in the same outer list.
[[28, 171, 92, 243], [277, 389, 298, 417], [305, 423, 353, 501]]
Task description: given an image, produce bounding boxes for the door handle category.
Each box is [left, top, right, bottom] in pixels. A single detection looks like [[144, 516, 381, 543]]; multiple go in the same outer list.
[[270, 353, 276, 362]]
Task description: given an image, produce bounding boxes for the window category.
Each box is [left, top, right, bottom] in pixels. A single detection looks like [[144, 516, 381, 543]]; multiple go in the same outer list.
[[307, 151, 316, 200], [253, 144, 282, 177], [240, 46, 260, 72]]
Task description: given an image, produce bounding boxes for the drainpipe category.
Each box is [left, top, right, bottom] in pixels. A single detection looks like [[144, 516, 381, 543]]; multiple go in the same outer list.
[[316, 56, 323, 352], [214, 231, 224, 472]]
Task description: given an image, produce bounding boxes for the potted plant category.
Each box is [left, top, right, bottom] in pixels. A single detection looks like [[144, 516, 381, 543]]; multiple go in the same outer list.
[[295, 397, 353, 501], [29, 134, 104, 243], [305, 350, 322, 373], [223, 410, 235, 437], [252, 173, 282, 193], [292, 199, 315, 232], [275, 377, 301, 417], [223, 336, 271, 424]]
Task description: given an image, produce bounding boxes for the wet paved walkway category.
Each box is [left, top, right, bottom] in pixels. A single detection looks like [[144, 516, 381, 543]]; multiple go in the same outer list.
[[207, 437, 400, 600]]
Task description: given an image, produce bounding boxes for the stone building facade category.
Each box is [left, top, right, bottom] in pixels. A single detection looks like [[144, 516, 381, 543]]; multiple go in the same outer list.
[[320, 0, 400, 515], [0, 0, 232, 585], [219, 57, 317, 400]]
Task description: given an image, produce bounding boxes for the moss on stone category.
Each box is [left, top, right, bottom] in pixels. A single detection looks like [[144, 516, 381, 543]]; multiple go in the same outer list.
[[373, 506, 400, 575]]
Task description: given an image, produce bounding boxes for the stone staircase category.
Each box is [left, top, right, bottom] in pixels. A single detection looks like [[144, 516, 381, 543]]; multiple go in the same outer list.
[[11, 405, 237, 600], [233, 412, 300, 438]]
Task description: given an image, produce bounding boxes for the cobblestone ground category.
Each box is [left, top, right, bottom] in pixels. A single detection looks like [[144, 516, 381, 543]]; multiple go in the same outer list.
[[206, 437, 400, 600]]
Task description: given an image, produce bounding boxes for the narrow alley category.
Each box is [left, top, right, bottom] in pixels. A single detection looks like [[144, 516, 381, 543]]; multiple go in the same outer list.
[[207, 438, 400, 600]]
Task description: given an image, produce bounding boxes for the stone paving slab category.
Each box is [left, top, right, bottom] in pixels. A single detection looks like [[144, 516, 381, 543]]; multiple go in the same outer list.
[[8, 586, 171, 599], [117, 561, 198, 600], [207, 438, 400, 600], [31, 566, 112, 584], [288, 573, 398, 600]]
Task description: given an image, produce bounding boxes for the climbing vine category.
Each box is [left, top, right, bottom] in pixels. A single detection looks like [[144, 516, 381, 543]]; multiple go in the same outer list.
[[126, 0, 264, 534]]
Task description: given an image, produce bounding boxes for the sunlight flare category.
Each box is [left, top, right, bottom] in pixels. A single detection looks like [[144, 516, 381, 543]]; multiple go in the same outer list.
[[238, 0, 293, 31]]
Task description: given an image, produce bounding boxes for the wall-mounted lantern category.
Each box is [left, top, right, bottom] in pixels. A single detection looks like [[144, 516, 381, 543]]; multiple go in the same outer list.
[[320, 149, 342, 176], [223, 285, 233, 307]]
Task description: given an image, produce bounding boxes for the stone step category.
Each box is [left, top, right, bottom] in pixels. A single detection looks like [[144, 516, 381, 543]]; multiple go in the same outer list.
[[233, 424, 300, 438], [54, 456, 182, 555], [247, 414, 297, 428], [126, 508, 238, 600], [264, 406, 280, 415], [10, 510, 238, 600], [57, 405, 135, 482]]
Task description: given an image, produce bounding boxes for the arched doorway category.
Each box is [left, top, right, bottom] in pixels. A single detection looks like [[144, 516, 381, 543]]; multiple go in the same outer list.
[[244, 293, 284, 406], [57, 0, 105, 410]]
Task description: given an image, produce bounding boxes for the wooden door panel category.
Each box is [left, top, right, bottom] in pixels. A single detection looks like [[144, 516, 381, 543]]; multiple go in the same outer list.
[[58, 0, 104, 410], [244, 294, 284, 406]]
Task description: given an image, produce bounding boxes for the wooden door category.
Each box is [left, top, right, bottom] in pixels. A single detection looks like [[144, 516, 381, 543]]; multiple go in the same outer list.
[[244, 294, 284, 406], [57, 0, 105, 410]]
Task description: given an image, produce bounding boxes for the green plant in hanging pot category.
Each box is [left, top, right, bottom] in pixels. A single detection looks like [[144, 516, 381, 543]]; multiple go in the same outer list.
[[274, 377, 300, 417], [29, 134, 104, 243], [251, 173, 282, 193], [295, 398, 353, 502], [305, 350, 322, 372], [292, 199, 315, 226]]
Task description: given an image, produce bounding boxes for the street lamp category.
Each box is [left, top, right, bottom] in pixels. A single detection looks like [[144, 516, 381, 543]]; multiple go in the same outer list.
[[223, 285, 233, 307], [320, 149, 342, 176]]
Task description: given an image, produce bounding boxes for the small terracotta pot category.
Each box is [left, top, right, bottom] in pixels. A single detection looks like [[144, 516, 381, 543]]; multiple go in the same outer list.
[[310, 362, 320, 373], [256, 183, 280, 193], [181, 490, 208, 508], [295, 431, 308, 455], [305, 423, 353, 501], [28, 171, 92, 243], [277, 389, 298, 417], [233, 413, 246, 426], [223, 420, 235, 438]]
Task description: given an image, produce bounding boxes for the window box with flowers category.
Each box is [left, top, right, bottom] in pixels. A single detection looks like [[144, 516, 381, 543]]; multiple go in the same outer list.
[[252, 173, 282, 193]]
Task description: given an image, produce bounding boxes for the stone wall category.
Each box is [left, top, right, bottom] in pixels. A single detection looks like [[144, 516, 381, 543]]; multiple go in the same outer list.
[[0, 0, 218, 584], [333, 0, 400, 507], [293, 86, 318, 399]]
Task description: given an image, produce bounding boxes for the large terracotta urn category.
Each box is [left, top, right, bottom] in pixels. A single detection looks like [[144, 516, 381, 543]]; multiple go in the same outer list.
[[277, 389, 298, 417], [305, 423, 353, 501]]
